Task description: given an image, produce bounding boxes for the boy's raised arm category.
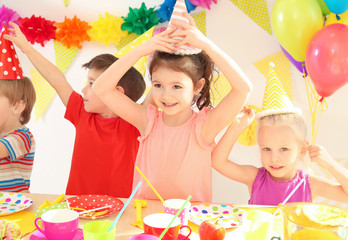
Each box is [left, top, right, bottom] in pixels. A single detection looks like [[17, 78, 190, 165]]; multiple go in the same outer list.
[[4, 22, 73, 106]]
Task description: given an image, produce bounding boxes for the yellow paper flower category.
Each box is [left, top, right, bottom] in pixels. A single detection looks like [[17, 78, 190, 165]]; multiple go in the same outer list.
[[88, 12, 129, 46]]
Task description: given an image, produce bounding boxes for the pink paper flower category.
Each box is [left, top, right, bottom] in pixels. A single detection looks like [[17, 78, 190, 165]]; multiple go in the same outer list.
[[189, 0, 217, 10], [0, 5, 20, 31]]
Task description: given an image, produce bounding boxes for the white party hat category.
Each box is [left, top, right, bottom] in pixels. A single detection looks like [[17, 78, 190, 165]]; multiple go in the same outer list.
[[167, 0, 202, 55]]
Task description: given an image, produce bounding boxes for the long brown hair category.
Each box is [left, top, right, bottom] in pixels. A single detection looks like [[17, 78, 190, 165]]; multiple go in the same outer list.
[[149, 51, 217, 110]]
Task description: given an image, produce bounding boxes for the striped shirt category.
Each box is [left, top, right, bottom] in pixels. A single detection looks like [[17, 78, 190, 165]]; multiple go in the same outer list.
[[0, 126, 35, 192]]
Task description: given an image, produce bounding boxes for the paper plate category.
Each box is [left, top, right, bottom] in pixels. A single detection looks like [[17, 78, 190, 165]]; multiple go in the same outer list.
[[66, 195, 123, 219], [0, 192, 33, 216], [189, 203, 244, 228]]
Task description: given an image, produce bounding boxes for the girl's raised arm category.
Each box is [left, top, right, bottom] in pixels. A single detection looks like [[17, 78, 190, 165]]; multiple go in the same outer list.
[[172, 13, 252, 144], [308, 145, 348, 203], [212, 107, 258, 191], [92, 28, 178, 134]]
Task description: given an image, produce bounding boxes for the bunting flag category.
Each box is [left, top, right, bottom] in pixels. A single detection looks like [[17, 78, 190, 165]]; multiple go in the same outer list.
[[192, 11, 207, 35], [210, 73, 231, 107], [30, 68, 56, 120], [63, 0, 70, 7], [53, 40, 78, 73], [114, 27, 154, 77], [230, 0, 272, 35], [254, 51, 292, 99]]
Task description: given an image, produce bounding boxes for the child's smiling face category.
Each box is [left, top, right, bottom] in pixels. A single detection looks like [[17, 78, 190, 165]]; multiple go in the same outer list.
[[258, 124, 306, 181]]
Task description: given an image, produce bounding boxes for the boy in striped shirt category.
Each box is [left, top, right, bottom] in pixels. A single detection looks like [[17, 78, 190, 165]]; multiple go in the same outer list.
[[0, 26, 36, 192]]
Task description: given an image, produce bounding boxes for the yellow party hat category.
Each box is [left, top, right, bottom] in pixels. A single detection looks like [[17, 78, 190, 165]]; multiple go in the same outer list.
[[167, 0, 201, 55], [256, 62, 301, 119]]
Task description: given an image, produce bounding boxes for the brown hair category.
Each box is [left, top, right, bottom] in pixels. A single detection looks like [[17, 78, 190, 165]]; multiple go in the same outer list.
[[82, 54, 145, 102], [149, 51, 217, 110], [0, 77, 36, 124]]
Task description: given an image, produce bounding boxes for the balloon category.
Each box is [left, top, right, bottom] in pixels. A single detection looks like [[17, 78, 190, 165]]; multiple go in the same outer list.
[[317, 0, 331, 15], [305, 23, 348, 97], [326, 9, 348, 26], [324, 0, 348, 14], [281, 46, 307, 75], [271, 0, 323, 62]]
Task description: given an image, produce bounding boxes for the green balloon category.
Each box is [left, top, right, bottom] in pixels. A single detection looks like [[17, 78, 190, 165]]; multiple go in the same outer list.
[[317, 0, 331, 15]]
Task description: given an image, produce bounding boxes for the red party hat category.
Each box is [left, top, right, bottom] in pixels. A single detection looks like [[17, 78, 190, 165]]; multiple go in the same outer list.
[[167, 0, 201, 55], [0, 25, 24, 80]]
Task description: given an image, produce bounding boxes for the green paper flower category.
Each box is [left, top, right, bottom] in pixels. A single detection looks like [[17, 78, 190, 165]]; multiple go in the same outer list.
[[121, 2, 159, 35]]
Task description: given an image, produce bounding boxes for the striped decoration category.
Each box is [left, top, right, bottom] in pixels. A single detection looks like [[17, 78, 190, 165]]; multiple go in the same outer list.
[[167, 0, 201, 55], [261, 63, 293, 111]]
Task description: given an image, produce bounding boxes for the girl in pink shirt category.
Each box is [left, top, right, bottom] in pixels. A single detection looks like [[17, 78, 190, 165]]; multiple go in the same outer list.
[[93, 13, 252, 202], [213, 107, 348, 205]]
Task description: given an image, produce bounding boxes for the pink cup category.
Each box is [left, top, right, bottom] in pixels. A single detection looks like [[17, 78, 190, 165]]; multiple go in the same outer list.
[[34, 209, 79, 240], [143, 213, 191, 240], [164, 199, 191, 226]]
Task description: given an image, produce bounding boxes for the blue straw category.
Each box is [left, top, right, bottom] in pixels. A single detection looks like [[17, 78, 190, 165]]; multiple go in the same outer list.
[[108, 181, 142, 232]]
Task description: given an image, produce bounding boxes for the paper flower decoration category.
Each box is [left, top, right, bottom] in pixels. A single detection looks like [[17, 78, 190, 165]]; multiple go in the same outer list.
[[0, 219, 21, 240], [19, 15, 56, 47], [55, 16, 91, 49], [0, 5, 20, 31], [88, 12, 128, 46], [189, 0, 217, 10], [156, 0, 196, 23], [121, 2, 159, 35]]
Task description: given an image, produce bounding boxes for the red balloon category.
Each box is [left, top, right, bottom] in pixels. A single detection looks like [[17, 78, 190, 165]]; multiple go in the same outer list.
[[305, 23, 348, 97]]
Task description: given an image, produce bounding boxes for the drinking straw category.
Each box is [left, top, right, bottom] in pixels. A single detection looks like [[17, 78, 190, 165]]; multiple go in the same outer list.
[[273, 178, 305, 216], [108, 181, 142, 232], [135, 166, 166, 205], [158, 195, 192, 240]]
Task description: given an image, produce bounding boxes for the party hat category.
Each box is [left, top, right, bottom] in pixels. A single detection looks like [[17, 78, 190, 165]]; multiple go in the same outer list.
[[256, 62, 301, 119], [0, 25, 23, 80], [167, 0, 201, 55]]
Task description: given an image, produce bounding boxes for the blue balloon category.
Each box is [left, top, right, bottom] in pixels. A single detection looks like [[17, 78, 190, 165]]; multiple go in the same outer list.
[[324, 0, 348, 14]]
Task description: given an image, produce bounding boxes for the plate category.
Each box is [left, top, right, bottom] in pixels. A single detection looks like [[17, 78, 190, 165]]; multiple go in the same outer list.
[[0, 192, 33, 216], [29, 228, 83, 240], [189, 203, 244, 228], [66, 195, 123, 219]]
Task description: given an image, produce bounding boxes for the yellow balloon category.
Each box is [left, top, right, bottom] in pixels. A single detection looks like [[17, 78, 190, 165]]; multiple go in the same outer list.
[[271, 0, 323, 62], [326, 10, 348, 26]]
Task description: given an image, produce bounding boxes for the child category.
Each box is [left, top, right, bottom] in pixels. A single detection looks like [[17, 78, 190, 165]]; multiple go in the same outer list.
[[0, 26, 36, 192], [92, 9, 252, 202], [5, 22, 146, 197], [212, 89, 348, 205]]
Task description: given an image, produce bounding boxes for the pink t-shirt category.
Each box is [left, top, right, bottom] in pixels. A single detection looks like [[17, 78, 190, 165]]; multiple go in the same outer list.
[[133, 105, 215, 202], [249, 167, 312, 205]]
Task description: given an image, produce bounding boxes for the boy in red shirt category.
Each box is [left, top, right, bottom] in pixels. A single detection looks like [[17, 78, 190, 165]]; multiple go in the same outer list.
[[5, 22, 145, 197]]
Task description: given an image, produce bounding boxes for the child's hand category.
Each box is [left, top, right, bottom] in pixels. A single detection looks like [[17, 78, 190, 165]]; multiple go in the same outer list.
[[138, 28, 179, 55], [170, 12, 210, 50], [234, 106, 255, 129], [308, 145, 334, 166], [3, 22, 31, 54]]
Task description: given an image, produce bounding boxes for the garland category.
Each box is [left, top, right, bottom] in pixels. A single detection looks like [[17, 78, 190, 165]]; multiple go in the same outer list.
[[0, 0, 217, 49]]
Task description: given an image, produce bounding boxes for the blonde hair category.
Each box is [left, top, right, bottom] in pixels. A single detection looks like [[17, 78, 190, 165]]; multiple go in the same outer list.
[[257, 112, 308, 143], [0, 78, 36, 124]]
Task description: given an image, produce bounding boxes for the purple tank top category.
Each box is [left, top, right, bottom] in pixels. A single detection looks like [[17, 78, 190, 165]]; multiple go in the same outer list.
[[248, 167, 312, 205]]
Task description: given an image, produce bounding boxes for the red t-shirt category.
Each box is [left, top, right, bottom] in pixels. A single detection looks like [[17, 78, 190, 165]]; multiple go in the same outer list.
[[64, 92, 140, 197]]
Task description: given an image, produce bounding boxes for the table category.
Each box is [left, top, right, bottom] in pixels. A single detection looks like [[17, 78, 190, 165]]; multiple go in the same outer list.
[[21, 193, 279, 240]]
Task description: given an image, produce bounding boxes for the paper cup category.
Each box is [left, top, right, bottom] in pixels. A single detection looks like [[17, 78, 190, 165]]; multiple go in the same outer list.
[[164, 199, 191, 226], [83, 220, 116, 240]]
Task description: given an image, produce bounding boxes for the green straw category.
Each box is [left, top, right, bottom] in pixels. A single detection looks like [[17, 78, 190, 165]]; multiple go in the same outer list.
[[158, 195, 192, 240]]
